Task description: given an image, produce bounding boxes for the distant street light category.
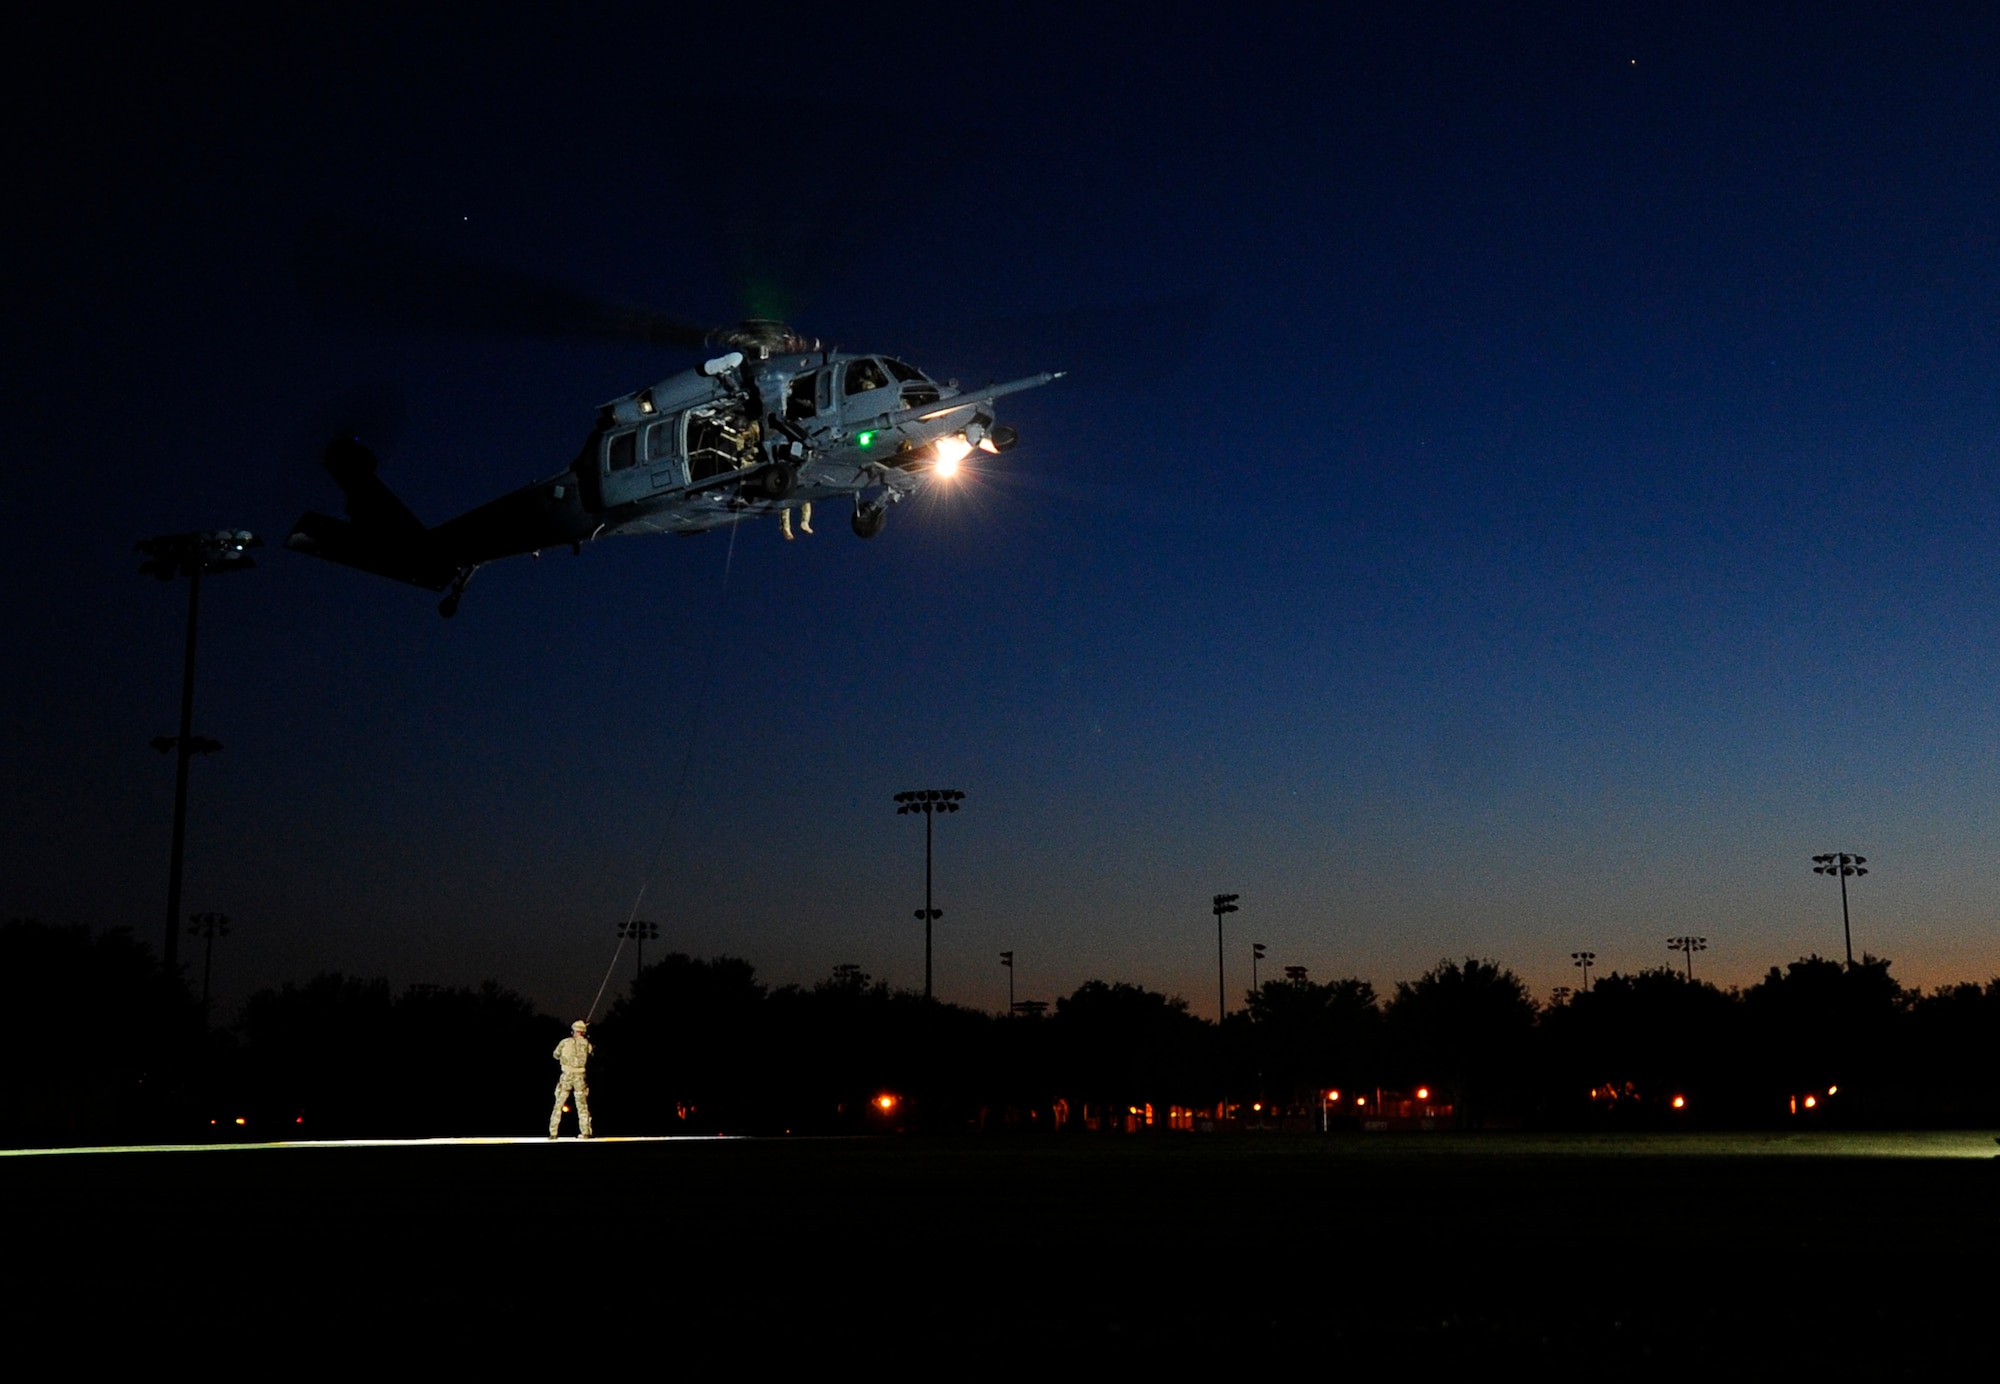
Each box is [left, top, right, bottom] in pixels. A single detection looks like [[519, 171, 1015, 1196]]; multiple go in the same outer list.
[[1010, 1000, 1048, 1018], [137, 529, 259, 978], [1283, 965, 1308, 984], [894, 789, 964, 1001], [1551, 985, 1573, 1007], [1212, 894, 1240, 1023], [1252, 941, 1266, 993], [1811, 853, 1868, 969], [1571, 950, 1597, 993], [618, 918, 659, 980], [1667, 935, 1708, 980], [1000, 950, 1014, 1014], [186, 911, 231, 1013]]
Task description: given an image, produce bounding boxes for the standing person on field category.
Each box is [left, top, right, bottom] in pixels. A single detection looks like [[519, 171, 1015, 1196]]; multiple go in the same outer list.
[[549, 1020, 594, 1139]]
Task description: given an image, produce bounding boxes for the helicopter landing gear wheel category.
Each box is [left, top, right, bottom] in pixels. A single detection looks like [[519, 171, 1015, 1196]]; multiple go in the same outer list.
[[851, 503, 887, 540], [760, 463, 798, 501]]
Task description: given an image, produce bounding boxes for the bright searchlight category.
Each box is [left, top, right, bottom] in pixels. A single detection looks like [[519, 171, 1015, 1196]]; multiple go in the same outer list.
[[934, 435, 973, 477]]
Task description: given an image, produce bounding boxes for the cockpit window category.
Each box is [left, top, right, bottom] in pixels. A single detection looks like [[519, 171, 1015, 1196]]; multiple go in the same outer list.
[[843, 358, 889, 396], [884, 358, 927, 384], [786, 371, 818, 420]]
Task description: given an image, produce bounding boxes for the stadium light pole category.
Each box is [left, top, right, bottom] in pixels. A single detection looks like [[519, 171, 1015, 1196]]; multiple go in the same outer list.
[[1212, 892, 1241, 1125], [895, 789, 964, 1001], [1667, 935, 1707, 980], [1000, 950, 1014, 1014], [618, 918, 659, 981], [187, 911, 231, 1014], [1251, 941, 1266, 994], [1212, 894, 1239, 1022], [137, 529, 259, 979], [1571, 950, 1597, 993], [1811, 853, 1867, 969]]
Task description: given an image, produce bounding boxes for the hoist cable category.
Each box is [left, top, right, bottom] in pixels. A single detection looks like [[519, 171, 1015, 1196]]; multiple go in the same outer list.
[[585, 519, 743, 1022]]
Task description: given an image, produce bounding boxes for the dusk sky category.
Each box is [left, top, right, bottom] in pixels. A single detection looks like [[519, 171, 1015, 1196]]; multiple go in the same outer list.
[[8, 4, 2000, 1022]]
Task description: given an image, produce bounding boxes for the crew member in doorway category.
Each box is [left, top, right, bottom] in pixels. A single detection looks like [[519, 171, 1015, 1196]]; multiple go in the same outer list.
[[549, 1020, 594, 1140]]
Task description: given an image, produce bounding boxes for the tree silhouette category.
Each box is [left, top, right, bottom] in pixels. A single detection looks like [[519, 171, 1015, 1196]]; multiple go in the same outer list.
[[1540, 966, 1743, 1123], [0, 918, 204, 1144], [596, 953, 769, 1132], [236, 973, 552, 1136], [1743, 954, 1909, 1119], [1050, 980, 1213, 1121], [1243, 975, 1382, 1110], [1386, 957, 1537, 1127]]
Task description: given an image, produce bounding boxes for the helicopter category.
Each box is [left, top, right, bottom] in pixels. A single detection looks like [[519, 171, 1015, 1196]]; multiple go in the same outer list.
[[287, 314, 1062, 617], [284, 220, 1064, 616]]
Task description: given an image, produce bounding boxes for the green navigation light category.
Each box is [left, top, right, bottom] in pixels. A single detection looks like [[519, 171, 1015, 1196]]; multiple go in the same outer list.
[[857, 431, 875, 448]]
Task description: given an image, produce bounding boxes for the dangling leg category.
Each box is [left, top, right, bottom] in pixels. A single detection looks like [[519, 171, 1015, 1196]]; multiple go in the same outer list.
[[799, 501, 812, 536], [779, 507, 794, 541]]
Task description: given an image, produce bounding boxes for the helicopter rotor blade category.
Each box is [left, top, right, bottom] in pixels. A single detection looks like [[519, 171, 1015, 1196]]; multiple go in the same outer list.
[[651, 98, 924, 328], [295, 217, 717, 351]]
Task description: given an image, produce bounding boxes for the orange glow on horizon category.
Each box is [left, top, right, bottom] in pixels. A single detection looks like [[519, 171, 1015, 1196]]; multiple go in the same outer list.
[[875, 1094, 898, 1112], [1804, 1095, 1818, 1109], [1672, 1095, 1686, 1109], [1416, 1087, 1430, 1100]]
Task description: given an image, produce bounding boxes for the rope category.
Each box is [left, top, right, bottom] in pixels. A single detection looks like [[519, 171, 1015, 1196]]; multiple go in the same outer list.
[[585, 519, 743, 1022]]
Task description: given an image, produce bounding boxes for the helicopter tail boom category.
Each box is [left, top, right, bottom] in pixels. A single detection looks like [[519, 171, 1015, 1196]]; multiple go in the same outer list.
[[285, 510, 456, 591], [284, 437, 456, 590]]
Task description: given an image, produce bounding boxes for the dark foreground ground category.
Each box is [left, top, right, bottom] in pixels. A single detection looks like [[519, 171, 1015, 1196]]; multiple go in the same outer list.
[[6, 1131, 1993, 1371]]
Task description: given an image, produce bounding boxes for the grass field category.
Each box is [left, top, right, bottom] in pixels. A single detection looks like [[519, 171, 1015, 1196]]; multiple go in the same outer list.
[[10, 1131, 1994, 1369]]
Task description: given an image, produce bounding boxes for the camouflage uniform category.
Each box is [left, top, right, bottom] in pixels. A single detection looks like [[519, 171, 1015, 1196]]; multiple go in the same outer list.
[[550, 1027, 594, 1138]]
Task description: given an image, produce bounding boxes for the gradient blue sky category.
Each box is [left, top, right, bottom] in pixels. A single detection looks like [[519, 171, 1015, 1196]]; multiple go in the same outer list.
[[7, 4, 2000, 1020]]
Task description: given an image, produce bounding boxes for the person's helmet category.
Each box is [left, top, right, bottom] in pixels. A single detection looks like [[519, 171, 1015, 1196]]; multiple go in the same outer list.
[[571, 1020, 588, 1032]]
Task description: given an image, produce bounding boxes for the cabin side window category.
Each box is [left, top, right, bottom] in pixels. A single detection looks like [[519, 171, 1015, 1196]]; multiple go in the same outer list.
[[607, 429, 638, 472], [645, 419, 678, 461]]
